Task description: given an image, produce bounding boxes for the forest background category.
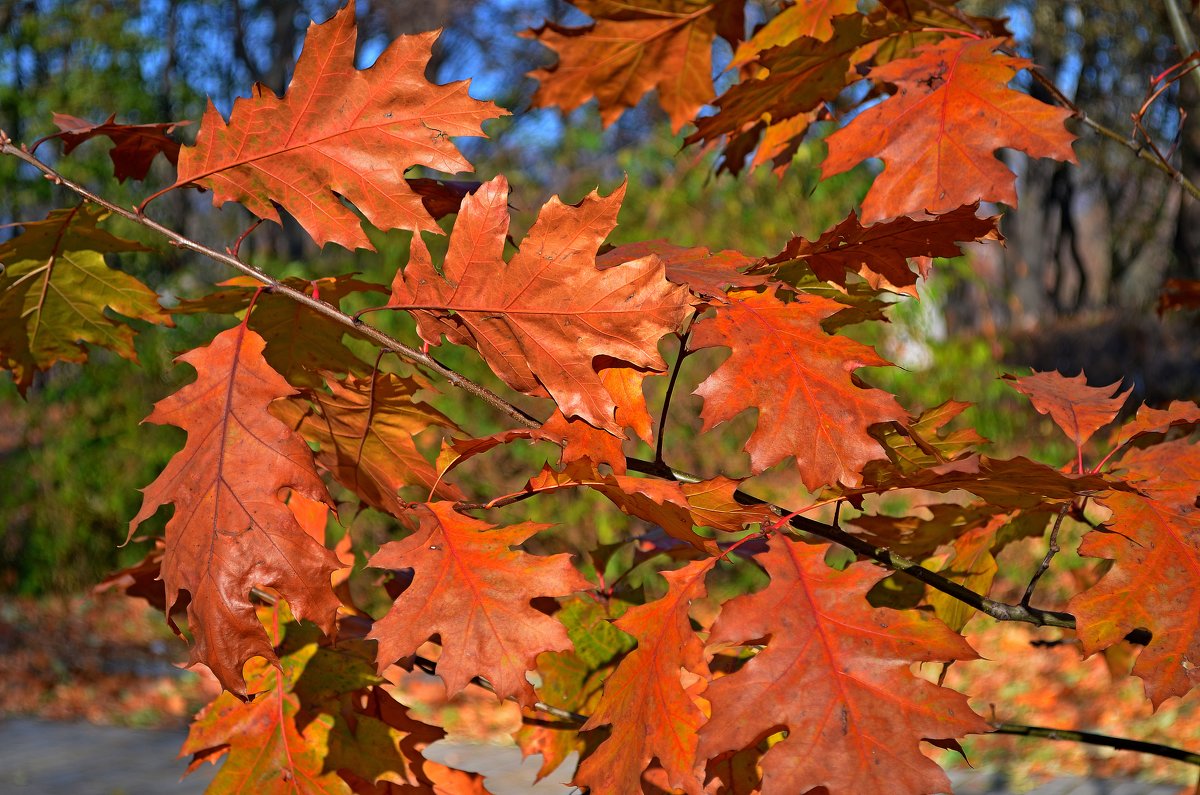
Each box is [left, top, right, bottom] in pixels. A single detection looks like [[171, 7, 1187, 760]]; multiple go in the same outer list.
[[2, 0, 1200, 789]]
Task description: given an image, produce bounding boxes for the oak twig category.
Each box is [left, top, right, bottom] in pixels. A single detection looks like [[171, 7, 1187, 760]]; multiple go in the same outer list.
[[992, 722, 1200, 767], [655, 318, 694, 465], [1021, 504, 1069, 608]]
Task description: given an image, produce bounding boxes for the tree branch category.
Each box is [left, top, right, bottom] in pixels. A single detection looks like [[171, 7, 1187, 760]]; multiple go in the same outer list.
[[992, 722, 1200, 767]]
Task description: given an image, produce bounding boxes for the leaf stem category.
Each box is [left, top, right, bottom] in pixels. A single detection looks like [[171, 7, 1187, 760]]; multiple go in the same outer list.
[[655, 318, 694, 465]]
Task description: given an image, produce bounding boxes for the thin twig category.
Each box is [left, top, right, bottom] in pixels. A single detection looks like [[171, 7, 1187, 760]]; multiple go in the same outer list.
[[1021, 504, 1069, 608], [0, 140, 540, 430], [992, 722, 1200, 766]]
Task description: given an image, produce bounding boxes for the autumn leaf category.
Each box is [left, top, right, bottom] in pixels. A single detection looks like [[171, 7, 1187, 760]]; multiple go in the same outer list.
[[49, 112, 187, 182], [272, 371, 464, 515], [823, 36, 1077, 222], [731, 0, 859, 67], [698, 535, 988, 794], [690, 287, 906, 489], [128, 323, 343, 694], [0, 203, 169, 393], [1005, 370, 1131, 461], [184, 608, 358, 794], [526, 0, 744, 132], [574, 558, 716, 795], [598, 240, 766, 302], [1070, 438, 1200, 705], [390, 174, 693, 433], [174, 1, 504, 250], [1110, 399, 1200, 450], [769, 204, 1000, 291], [525, 461, 721, 552], [367, 502, 590, 705]]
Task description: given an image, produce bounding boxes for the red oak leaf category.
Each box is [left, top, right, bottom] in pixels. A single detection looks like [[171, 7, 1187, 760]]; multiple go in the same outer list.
[[574, 558, 716, 795], [389, 175, 693, 433], [823, 36, 1077, 222], [174, 2, 503, 250], [1004, 370, 1130, 458], [367, 502, 590, 706], [127, 324, 343, 695], [697, 535, 988, 794], [690, 287, 906, 489], [1071, 439, 1200, 705]]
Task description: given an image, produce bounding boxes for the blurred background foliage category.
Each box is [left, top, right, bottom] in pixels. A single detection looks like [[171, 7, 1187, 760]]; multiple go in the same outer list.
[[0, 0, 1198, 593]]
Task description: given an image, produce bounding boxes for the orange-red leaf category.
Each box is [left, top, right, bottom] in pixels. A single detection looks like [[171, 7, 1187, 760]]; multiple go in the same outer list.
[[272, 372, 464, 514], [128, 324, 342, 694], [691, 288, 906, 488], [367, 502, 590, 705], [823, 36, 1077, 223], [526, 0, 744, 132], [174, 2, 503, 250], [731, 0, 858, 65], [1070, 439, 1200, 705], [1110, 399, 1200, 450], [52, 112, 187, 182], [769, 204, 1000, 291], [390, 175, 693, 433], [697, 535, 988, 794], [574, 559, 716, 794], [1005, 370, 1130, 453], [598, 240, 766, 302]]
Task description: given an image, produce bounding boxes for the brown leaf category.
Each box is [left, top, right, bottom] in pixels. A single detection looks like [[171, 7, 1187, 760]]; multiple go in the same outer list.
[[367, 502, 590, 705], [526, 0, 744, 132], [769, 204, 1000, 291], [823, 37, 1077, 222], [52, 112, 188, 182], [574, 559, 716, 795], [128, 324, 342, 694], [390, 175, 693, 433], [272, 371, 464, 515], [697, 535, 988, 794], [690, 287, 906, 489], [174, 3, 504, 250]]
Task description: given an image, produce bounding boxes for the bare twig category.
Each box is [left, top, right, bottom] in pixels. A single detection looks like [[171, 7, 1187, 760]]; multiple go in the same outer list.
[[992, 722, 1200, 766], [1021, 504, 1069, 608], [0, 140, 540, 431]]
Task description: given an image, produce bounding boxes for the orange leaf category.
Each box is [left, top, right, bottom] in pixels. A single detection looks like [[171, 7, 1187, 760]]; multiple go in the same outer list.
[[697, 535, 988, 794], [390, 175, 693, 433], [526, 0, 744, 132], [128, 324, 342, 694], [1109, 399, 1200, 450], [1005, 370, 1130, 453], [367, 502, 590, 705], [598, 240, 766, 302], [823, 37, 1077, 223], [52, 112, 187, 182], [174, 2, 503, 250], [272, 372, 464, 515], [1071, 439, 1200, 705], [574, 559, 716, 794], [731, 0, 859, 66], [690, 288, 906, 488]]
